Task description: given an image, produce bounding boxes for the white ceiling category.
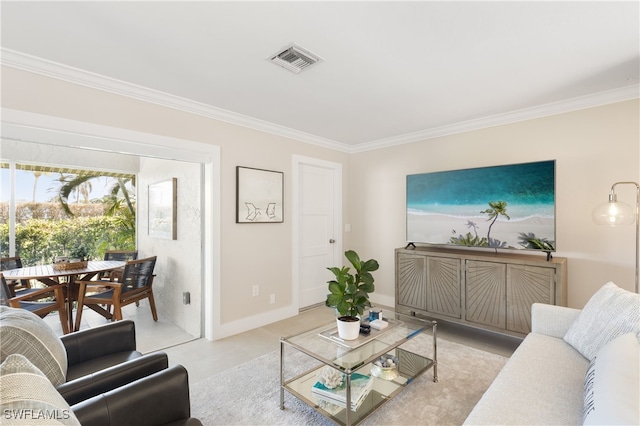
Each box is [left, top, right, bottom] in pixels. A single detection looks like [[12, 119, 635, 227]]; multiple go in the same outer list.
[[1, 1, 639, 151]]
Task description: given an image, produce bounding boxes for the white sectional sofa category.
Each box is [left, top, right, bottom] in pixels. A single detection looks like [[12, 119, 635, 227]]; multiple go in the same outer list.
[[464, 282, 640, 426]]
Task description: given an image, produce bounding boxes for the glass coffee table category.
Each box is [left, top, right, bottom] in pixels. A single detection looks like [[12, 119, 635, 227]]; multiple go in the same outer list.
[[280, 314, 437, 426]]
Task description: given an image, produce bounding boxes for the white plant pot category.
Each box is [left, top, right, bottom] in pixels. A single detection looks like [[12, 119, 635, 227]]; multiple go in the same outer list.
[[336, 317, 360, 340]]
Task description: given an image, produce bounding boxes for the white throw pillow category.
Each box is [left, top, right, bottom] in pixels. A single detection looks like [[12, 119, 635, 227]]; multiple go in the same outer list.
[[564, 281, 640, 360], [583, 333, 640, 425], [0, 306, 68, 386], [0, 353, 80, 425]]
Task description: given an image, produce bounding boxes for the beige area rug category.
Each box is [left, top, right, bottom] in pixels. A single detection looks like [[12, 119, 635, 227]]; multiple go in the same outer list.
[[190, 334, 507, 426]]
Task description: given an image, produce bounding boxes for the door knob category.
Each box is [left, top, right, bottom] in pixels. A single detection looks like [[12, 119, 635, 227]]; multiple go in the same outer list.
[[329, 239, 335, 244]]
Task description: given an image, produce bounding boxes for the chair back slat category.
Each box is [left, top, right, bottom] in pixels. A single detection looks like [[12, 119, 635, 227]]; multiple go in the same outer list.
[[0, 274, 11, 306], [1, 257, 23, 271], [104, 251, 138, 262], [0, 258, 31, 295], [121, 256, 156, 293]]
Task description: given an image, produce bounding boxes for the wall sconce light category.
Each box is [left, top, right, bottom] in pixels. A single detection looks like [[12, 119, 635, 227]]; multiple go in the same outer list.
[[592, 181, 639, 293]]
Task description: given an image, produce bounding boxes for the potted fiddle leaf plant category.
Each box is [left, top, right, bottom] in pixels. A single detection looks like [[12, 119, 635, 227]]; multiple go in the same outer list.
[[325, 250, 379, 340]]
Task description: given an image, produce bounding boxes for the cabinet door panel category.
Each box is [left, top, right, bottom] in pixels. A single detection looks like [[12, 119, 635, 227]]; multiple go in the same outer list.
[[465, 260, 506, 328], [426, 257, 461, 319], [507, 265, 554, 333], [395, 247, 566, 337], [397, 253, 427, 311]]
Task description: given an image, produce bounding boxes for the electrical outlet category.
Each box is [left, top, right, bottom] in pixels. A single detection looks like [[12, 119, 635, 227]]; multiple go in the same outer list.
[[252, 285, 259, 296], [269, 294, 275, 304]]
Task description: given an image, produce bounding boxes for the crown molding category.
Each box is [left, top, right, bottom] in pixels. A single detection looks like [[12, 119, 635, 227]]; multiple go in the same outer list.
[[0, 49, 352, 153], [352, 84, 640, 153], [2, 48, 638, 155]]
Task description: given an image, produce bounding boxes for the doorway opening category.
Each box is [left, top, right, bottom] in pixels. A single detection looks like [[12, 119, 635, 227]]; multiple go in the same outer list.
[[2, 109, 221, 344]]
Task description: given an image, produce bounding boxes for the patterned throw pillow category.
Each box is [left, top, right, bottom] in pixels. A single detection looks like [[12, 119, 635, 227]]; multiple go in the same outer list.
[[0, 306, 68, 386], [583, 333, 640, 425], [564, 281, 640, 360], [0, 354, 80, 425]]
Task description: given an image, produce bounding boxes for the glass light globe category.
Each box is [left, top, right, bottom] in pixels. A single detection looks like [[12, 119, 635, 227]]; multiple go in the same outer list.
[[592, 196, 635, 226]]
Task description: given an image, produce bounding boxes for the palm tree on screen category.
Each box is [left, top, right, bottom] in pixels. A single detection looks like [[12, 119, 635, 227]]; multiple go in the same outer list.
[[481, 201, 510, 242]]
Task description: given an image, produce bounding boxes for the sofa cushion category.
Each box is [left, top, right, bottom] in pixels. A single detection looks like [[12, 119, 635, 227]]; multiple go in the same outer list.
[[583, 333, 639, 425], [0, 354, 80, 425], [0, 306, 68, 386], [463, 332, 589, 425], [563, 281, 640, 360]]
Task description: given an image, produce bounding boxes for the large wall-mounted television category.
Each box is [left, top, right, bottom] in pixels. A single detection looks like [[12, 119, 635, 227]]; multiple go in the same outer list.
[[406, 160, 556, 253]]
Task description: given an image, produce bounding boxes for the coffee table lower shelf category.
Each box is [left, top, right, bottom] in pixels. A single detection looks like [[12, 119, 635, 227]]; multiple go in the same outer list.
[[280, 348, 435, 426]]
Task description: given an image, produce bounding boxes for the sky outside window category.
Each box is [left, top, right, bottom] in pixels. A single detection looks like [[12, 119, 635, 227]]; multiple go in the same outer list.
[[1, 167, 131, 203]]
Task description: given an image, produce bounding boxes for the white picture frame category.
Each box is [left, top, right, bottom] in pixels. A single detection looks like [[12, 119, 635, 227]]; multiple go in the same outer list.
[[236, 166, 284, 223], [148, 178, 177, 239]]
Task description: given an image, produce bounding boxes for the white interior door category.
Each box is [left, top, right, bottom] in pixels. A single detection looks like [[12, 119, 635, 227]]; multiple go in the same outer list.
[[293, 156, 342, 309]]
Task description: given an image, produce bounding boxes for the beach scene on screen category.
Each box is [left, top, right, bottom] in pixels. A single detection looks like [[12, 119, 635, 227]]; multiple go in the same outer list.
[[406, 161, 556, 251]]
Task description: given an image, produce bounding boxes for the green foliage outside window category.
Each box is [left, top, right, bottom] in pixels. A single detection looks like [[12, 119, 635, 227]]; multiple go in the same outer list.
[[0, 216, 135, 266], [1, 168, 136, 267]]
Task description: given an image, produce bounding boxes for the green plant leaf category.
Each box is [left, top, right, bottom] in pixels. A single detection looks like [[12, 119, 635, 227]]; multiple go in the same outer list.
[[325, 250, 378, 317], [344, 250, 361, 270], [360, 272, 374, 285], [326, 294, 342, 307], [345, 282, 357, 295], [327, 266, 342, 276], [328, 281, 343, 295], [360, 282, 375, 293], [362, 259, 379, 272], [336, 300, 350, 316]]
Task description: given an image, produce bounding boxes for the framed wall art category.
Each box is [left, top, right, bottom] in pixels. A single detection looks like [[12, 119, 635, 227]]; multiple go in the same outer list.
[[148, 177, 177, 239], [236, 166, 284, 223]]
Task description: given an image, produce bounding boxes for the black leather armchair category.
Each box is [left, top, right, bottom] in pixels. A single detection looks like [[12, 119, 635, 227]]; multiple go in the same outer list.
[[72, 365, 203, 426], [61, 319, 141, 380], [57, 319, 168, 405]]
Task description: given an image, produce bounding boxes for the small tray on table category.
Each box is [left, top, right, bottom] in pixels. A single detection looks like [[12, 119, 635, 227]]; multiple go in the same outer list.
[[318, 318, 401, 349]]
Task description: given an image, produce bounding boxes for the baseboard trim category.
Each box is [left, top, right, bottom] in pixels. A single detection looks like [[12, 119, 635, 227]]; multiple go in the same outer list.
[[213, 305, 298, 340]]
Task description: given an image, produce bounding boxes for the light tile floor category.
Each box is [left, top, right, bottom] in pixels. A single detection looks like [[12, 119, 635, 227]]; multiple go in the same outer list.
[[47, 302, 198, 353], [48, 303, 521, 386]]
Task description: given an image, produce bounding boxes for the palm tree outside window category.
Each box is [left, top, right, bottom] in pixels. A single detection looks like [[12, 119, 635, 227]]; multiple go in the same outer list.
[[0, 163, 136, 266]]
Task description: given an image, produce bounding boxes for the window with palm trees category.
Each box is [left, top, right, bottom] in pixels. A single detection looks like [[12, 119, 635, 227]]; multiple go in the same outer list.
[[1, 163, 136, 266]]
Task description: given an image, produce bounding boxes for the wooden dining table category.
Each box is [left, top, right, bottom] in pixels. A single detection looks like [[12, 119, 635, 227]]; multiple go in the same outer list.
[[2, 260, 126, 332]]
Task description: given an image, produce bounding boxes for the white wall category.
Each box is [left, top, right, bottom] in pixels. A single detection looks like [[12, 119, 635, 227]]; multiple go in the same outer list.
[[0, 139, 139, 173], [349, 100, 640, 308], [137, 157, 202, 337], [1, 66, 351, 339], [2, 65, 638, 333]]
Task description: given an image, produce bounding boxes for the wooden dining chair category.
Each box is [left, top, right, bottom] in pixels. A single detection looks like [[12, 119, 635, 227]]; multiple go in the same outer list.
[[74, 256, 157, 331], [0, 273, 69, 334], [99, 250, 138, 281], [104, 250, 139, 262], [0, 256, 32, 296]]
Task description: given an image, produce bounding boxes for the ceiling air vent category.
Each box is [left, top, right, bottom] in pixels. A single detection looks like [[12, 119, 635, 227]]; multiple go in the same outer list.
[[270, 44, 321, 74]]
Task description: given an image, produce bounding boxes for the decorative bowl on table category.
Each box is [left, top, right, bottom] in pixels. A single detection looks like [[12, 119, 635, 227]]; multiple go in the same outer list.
[[52, 260, 88, 271], [370, 354, 399, 380]]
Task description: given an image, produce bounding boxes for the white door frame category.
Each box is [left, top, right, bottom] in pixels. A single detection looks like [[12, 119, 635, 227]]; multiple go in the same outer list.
[[291, 155, 342, 310], [1, 108, 221, 340]]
